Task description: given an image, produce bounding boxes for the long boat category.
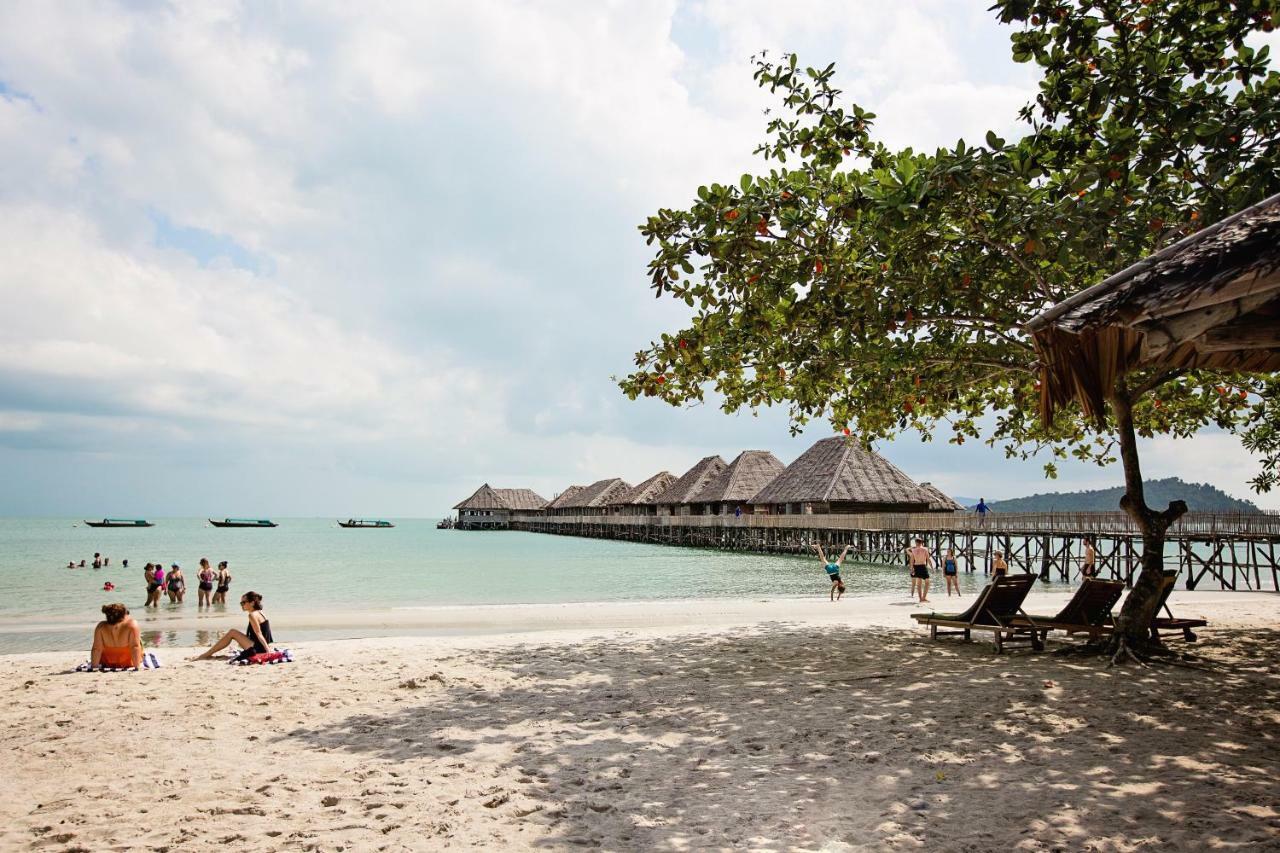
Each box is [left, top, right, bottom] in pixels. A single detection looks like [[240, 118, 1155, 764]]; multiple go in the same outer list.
[[209, 518, 278, 528], [84, 518, 153, 528], [338, 519, 395, 528]]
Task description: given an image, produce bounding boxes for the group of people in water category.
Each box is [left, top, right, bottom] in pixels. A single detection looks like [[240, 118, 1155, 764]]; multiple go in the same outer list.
[[67, 552, 120, 569], [815, 535, 1101, 604], [91, 589, 274, 668], [140, 558, 232, 608]]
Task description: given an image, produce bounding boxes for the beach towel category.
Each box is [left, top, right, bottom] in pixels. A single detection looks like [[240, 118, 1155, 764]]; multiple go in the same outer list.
[[75, 652, 161, 672], [229, 649, 294, 666]]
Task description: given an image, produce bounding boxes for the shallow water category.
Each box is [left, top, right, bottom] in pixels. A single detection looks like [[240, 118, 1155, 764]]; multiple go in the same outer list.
[[0, 518, 1005, 652]]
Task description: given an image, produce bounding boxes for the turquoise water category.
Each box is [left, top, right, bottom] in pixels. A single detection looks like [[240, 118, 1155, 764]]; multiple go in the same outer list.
[[0, 518, 997, 653]]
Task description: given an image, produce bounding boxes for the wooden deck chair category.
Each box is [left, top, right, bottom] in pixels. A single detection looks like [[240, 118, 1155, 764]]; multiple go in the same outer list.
[[1009, 578, 1126, 644], [1147, 570, 1208, 643], [911, 573, 1043, 653]]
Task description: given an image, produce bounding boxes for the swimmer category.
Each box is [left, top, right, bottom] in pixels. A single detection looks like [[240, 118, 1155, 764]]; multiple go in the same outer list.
[[102, 581, 115, 591], [167, 563, 186, 604], [213, 561, 232, 605], [196, 558, 214, 608]]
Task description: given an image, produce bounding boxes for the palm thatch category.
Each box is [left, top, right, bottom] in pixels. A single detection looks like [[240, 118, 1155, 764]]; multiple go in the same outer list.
[[453, 484, 548, 511], [651, 455, 727, 511], [689, 450, 785, 508], [544, 485, 586, 512], [749, 437, 934, 512], [919, 482, 964, 513], [614, 471, 677, 506], [1027, 192, 1280, 423], [560, 478, 632, 511]]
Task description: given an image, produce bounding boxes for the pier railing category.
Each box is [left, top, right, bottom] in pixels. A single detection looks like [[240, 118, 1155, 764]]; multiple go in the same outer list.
[[512, 510, 1280, 539]]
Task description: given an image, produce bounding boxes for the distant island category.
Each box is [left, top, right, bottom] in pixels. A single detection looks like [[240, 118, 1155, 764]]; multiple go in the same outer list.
[[980, 477, 1262, 513]]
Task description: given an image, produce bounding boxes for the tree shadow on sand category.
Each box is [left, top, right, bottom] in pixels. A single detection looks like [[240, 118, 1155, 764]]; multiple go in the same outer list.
[[281, 625, 1280, 850]]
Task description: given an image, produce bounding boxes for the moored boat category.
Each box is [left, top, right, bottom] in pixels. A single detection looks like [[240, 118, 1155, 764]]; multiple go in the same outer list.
[[84, 518, 154, 528], [338, 519, 394, 528], [209, 518, 278, 528]]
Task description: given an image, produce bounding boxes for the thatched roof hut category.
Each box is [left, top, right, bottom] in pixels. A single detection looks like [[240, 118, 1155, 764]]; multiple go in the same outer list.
[[612, 471, 677, 515], [688, 450, 785, 515], [452, 483, 549, 529], [651, 455, 727, 515], [559, 477, 632, 515], [919, 482, 964, 513], [749, 437, 935, 513], [1027, 192, 1280, 423], [544, 485, 586, 515]]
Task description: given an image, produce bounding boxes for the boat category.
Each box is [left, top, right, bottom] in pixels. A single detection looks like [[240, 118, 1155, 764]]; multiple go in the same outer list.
[[84, 518, 154, 528], [338, 519, 394, 528], [209, 518, 278, 528], [436, 518, 455, 529]]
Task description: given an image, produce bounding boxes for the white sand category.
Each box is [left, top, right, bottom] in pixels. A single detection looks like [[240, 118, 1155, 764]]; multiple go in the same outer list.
[[1, 589, 1278, 851]]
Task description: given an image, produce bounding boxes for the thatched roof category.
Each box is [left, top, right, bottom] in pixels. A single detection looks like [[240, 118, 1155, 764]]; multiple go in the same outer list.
[[453, 484, 548, 511], [689, 450, 785, 504], [615, 471, 677, 506], [651, 455, 727, 506], [919, 482, 964, 512], [560, 477, 632, 509], [749, 437, 934, 506], [1027, 192, 1280, 422], [544, 485, 586, 510]]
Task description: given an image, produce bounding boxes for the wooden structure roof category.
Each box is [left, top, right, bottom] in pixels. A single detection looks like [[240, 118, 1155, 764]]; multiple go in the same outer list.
[[614, 471, 677, 506], [652, 455, 728, 506], [919, 482, 965, 512], [453, 484, 548, 511], [544, 485, 586, 510], [749, 437, 935, 506], [560, 477, 632, 509], [689, 450, 785, 504], [1027, 192, 1280, 421]]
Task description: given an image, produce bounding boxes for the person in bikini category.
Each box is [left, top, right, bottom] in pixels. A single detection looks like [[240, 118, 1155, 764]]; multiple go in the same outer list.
[[196, 558, 215, 608], [905, 538, 934, 603], [942, 548, 960, 597], [91, 603, 144, 669], [190, 591, 273, 661], [811, 542, 850, 601], [213, 562, 232, 605]]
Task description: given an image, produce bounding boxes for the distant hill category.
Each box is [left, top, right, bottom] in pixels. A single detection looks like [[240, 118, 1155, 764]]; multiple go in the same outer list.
[[984, 478, 1262, 513]]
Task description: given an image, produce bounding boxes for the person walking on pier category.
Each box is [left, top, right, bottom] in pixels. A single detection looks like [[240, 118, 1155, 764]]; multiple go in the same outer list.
[[942, 548, 960, 597], [906, 539, 934, 603], [812, 543, 850, 601], [975, 499, 990, 527]]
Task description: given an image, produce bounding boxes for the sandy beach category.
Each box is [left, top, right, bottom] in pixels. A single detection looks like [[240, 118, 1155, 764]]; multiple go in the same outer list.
[[2, 590, 1278, 851]]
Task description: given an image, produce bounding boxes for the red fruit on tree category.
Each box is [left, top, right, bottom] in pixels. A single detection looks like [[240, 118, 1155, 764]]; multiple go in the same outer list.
[[679, 339, 687, 349], [814, 260, 825, 274], [842, 427, 851, 436], [756, 219, 768, 236], [1216, 386, 1227, 395], [1239, 390, 1248, 399], [725, 209, 740, 221], [780, 191, 793, 200], [656, 374, 666, 384]]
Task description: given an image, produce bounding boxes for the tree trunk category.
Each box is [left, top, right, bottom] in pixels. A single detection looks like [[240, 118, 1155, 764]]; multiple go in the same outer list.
[[1109, 384, 1187, 651]]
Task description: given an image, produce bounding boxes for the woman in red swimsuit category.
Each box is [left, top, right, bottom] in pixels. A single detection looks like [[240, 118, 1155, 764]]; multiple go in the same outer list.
[[91, 603, 143, 669]]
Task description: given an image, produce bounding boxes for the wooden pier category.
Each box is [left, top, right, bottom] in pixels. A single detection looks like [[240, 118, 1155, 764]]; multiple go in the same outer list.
[[509, 511, 1280, 593]]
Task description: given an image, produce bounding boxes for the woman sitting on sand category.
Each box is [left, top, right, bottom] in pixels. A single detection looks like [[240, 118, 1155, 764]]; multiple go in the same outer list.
[[190, 591, 273, 661], [91, 603, 143, 669]]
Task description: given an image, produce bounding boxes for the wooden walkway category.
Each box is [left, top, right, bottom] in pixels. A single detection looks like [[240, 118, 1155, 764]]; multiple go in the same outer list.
[[508, 511, 1280, 593]]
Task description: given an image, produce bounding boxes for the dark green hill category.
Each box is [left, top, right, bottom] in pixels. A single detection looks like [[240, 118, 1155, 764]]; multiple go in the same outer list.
[[985, 477, 1261, 513]]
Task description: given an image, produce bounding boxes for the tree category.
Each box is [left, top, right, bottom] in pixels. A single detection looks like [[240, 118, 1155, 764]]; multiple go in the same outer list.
[[619, 0, 1280, 653]]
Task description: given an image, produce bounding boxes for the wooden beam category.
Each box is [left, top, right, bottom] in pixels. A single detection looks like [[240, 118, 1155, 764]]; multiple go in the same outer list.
[[1195, 311, 1280, 351], [1139, 289, 1277, 359]]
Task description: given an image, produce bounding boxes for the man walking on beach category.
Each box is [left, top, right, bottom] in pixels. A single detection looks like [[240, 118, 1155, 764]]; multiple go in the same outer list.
[[906, 538, 934, 603]]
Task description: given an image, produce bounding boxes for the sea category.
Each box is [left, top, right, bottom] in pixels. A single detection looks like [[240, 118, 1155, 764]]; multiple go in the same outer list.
[[0, 518, 1003, 654]]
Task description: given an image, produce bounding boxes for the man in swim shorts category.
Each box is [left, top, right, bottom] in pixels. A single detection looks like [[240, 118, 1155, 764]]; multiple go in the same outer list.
[[905, 538, 934, 603]]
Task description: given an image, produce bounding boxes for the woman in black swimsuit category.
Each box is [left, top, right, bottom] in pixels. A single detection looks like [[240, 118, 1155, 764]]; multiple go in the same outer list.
[[196, 558, 214, 608], [190, 590, 273, 661], [167, 564, 186, 604], [213, 562, 231, 605]]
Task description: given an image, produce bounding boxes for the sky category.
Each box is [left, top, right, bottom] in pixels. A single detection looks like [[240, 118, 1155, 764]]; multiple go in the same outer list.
[[0, 0, 1275, 517]]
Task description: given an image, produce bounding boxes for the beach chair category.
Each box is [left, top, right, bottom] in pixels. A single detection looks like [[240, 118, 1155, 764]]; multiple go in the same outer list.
[[1009, 578, 1126, 644], [1147, 570, 1207, 643], [911, 573, 1043, 653]]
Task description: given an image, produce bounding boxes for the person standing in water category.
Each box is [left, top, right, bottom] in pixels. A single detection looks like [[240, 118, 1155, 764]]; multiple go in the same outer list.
[[213, 561, 232, 605], [196, 558, 215, 608], [811, 543, 850, 601], [993, 551, 1010, 576], [143, 563, 161, 608], [167, 563, 186, 604], [942, 548, 960, 597], [1081, 539, 1098, 579], [905, 539, 934, 603], [190, 591, 273, 662]]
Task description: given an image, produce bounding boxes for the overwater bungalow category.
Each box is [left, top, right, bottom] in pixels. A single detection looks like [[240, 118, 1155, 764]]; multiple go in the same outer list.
[[651, 455, 727, 516], [544, 485, 586, 517], [920, 482, 965, 513], [558, 478, 632, 517], [611, 471, 677, 516], [748, 436, 942, 515], [686, 450, 785, 516], [453, 483, 548, 530]]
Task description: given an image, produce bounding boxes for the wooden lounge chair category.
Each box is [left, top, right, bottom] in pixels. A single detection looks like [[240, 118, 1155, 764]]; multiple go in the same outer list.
[[1009, 578, 1126, 644], [1146, 570, 1207, 643], [911, 573, 1043, 653]]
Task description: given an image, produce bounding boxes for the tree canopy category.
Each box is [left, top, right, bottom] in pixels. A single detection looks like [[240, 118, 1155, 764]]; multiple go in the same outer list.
[[620, 0, 1280, 492]]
